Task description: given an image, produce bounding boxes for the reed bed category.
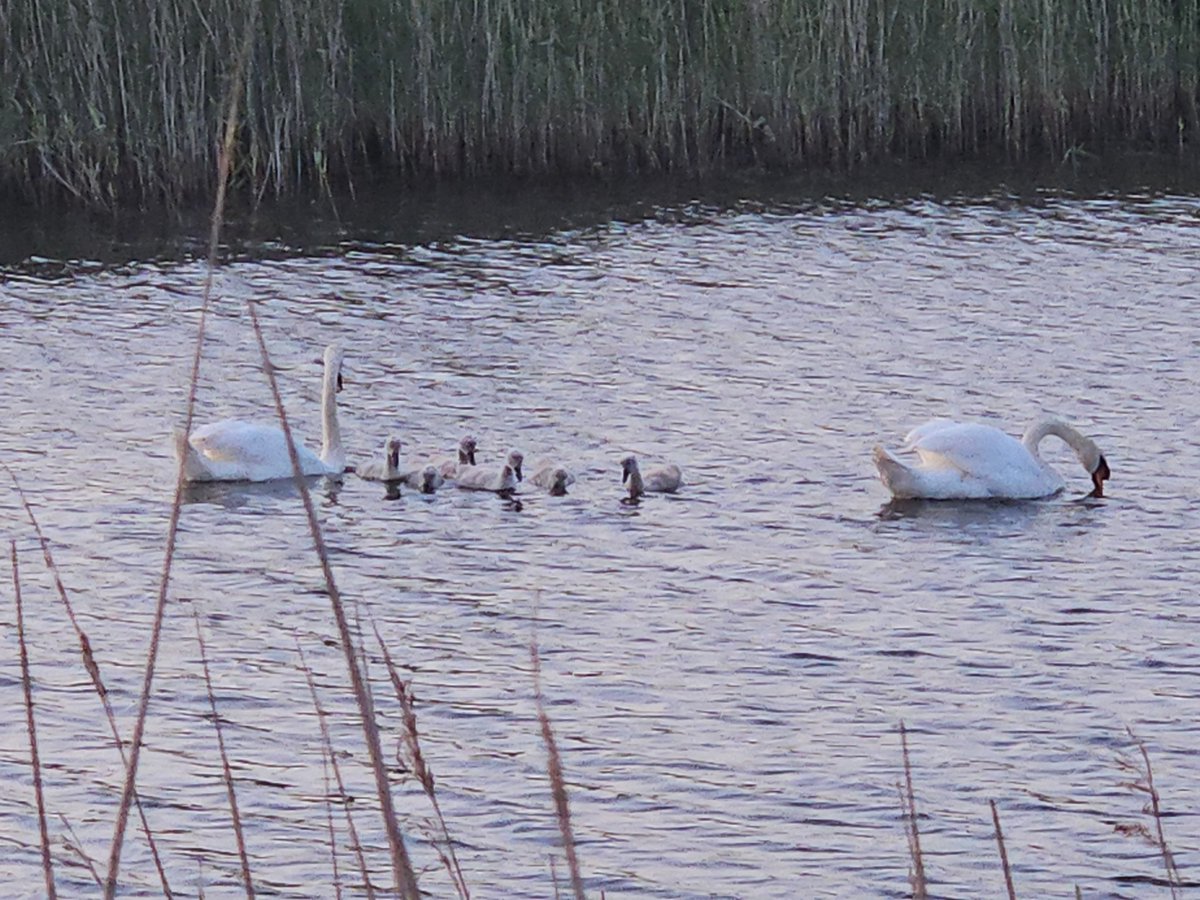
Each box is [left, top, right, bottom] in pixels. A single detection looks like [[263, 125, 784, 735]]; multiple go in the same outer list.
[[1, 0, 1197, 206]]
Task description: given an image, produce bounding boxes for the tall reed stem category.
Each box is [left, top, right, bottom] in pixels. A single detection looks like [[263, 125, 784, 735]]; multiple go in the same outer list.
[[12, 541, 57, 900]]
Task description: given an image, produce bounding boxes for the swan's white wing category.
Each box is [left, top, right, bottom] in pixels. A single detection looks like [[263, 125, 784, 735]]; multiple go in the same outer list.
[[909, 423, 1027, 474], [902, 418, 962, 448], [189, 419, 323, 478]]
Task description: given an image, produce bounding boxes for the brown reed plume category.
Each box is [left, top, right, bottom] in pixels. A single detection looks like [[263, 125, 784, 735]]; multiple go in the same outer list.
[[102, 2, 261, 894], [898, 721, 927, 899], [372, 623, 470, 899], [11, 541, 57, 899], [990, 799, 1017, 900], [531, 636, 585, 900], [192, 610, 255, 898], [296, 639, 375, 900], [245, 304, 420, 898], [1118, 727, 1182, 898], [2, 465, 173, 895]]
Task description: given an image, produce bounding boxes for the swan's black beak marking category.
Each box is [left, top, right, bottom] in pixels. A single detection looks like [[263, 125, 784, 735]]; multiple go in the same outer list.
[[1090, 454, 1110, 498]]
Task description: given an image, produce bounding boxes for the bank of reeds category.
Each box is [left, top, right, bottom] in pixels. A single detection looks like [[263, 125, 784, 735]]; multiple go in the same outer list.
[[1, 0, 1198, 206]]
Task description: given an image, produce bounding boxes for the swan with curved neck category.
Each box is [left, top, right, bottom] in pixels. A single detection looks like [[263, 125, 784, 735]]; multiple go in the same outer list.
[[530, 463, 575, 496], [873, 417, 1110, 500], [358, 436, 403, 482], [456, 450, 522, 492], [176, 345, 347, 482], [400, 464, 445, 493], [621, 455, 682, 499], [437, 435, 478, 480]]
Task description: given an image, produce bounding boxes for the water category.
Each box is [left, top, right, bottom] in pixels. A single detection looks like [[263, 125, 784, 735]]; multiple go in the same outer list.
[[1, 170, 1199, 898]]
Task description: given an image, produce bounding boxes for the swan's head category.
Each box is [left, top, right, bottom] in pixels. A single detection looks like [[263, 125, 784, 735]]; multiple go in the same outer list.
[[459, 435, 477, 466], [1089, 453, 1111, 498], [420, 465, 444, 493], [323, 345, 345, 392], [385, 437, 402, 469], [620, 454, 638, 484], [507, 450, 524, 481]]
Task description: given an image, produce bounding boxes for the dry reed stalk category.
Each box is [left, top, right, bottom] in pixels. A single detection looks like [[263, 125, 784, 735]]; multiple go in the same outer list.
[[103, 4, 259, 895], [1120, 727, 1181, 898], [371, 624, 470, 899], [58, 812, 103, 888], [2, 464, 173, 896], [297, 639, 374, 900], [11, 542, 57, 900], [245, 303, 420, 899], [531, 638, 585, 900], [192, 611, 255, 898], [990, 799, 1016, 900], [898, 721, 927, 899]]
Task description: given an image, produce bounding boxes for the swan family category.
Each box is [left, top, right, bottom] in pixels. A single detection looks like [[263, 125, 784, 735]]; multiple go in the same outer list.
[[174, 344, 1111, 503], [173, 346, 681, 499]]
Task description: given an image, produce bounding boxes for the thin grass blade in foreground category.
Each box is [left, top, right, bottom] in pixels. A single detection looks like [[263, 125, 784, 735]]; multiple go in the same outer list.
[[373, 623, 470, 899], [898, 721, 927, 899], [531, 638, 585, 900], [990, 799, 1017, 900], [2, 465, 173, 896], [193, 611, 255, 898], [11, 541, 57, 900], [103, 5, 260, 894], [1120, 727, 1182, 898], [246, 303, 420, 899], [297, 639, 375, 900]]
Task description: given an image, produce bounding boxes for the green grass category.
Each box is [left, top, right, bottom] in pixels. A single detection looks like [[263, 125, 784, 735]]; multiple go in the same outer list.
[[2, 0, 1198, 206]]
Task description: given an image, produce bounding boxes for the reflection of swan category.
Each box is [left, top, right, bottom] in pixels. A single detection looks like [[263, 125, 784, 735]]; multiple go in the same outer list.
[[621, 455, 682, 499], [456, 464, 518, 493], [400, 464, 444, 494], [437, 435, 478, 480], [177, 345, 346, 482], [873, 418, 1110, 500], [358, 436, 402, 482], [456, 450, 523, 491], [529, 463, 575, 496]]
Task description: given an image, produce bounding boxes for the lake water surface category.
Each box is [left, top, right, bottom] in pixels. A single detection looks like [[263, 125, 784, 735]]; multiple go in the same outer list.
[[1, 168, 1198, 897]]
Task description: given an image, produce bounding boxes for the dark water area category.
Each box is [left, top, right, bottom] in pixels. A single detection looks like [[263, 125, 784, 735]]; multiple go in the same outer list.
[[1, 156, 1199, 897]]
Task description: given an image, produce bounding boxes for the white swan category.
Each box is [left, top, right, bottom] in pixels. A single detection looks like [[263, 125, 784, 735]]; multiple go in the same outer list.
[[873, 417, 1110, 500], [357, 436, 403, 482], [399, 464, 445, 494], [529, 463, 575, 496], [176, 345, 347, 483], [436, 435, 478, 480], [621, 455, 682, 499]]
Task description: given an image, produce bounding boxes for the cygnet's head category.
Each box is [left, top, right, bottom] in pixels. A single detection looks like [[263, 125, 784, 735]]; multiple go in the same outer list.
[[420, 465, 444, 494], [550, 467, 570, 496], [459, 435, 478, 466], [507, 450, 524, 481], [620, 454, 639, 483], [386, 437, 402, 469]]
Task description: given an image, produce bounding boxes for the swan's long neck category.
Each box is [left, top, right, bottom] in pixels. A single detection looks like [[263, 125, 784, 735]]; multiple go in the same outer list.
[[320, 361, 345, 472], [1021, 419, 1097, 469]]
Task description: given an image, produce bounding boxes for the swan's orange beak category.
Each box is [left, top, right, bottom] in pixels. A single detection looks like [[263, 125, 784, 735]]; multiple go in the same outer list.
[[1090, 455, 1110, 498]]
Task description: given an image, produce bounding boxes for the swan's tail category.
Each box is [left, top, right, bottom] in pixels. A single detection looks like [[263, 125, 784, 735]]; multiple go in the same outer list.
[[172, 427, 208, 483], [872, 444, 917, 499]]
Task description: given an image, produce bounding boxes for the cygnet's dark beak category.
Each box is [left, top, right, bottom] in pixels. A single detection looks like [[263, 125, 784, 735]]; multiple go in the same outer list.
[[1090, 454, 1110, 498], [621, 466, 629, 484], [467, 449, 477, 466], [336, 372, 344, 393], [515, 462, 523, 481]]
